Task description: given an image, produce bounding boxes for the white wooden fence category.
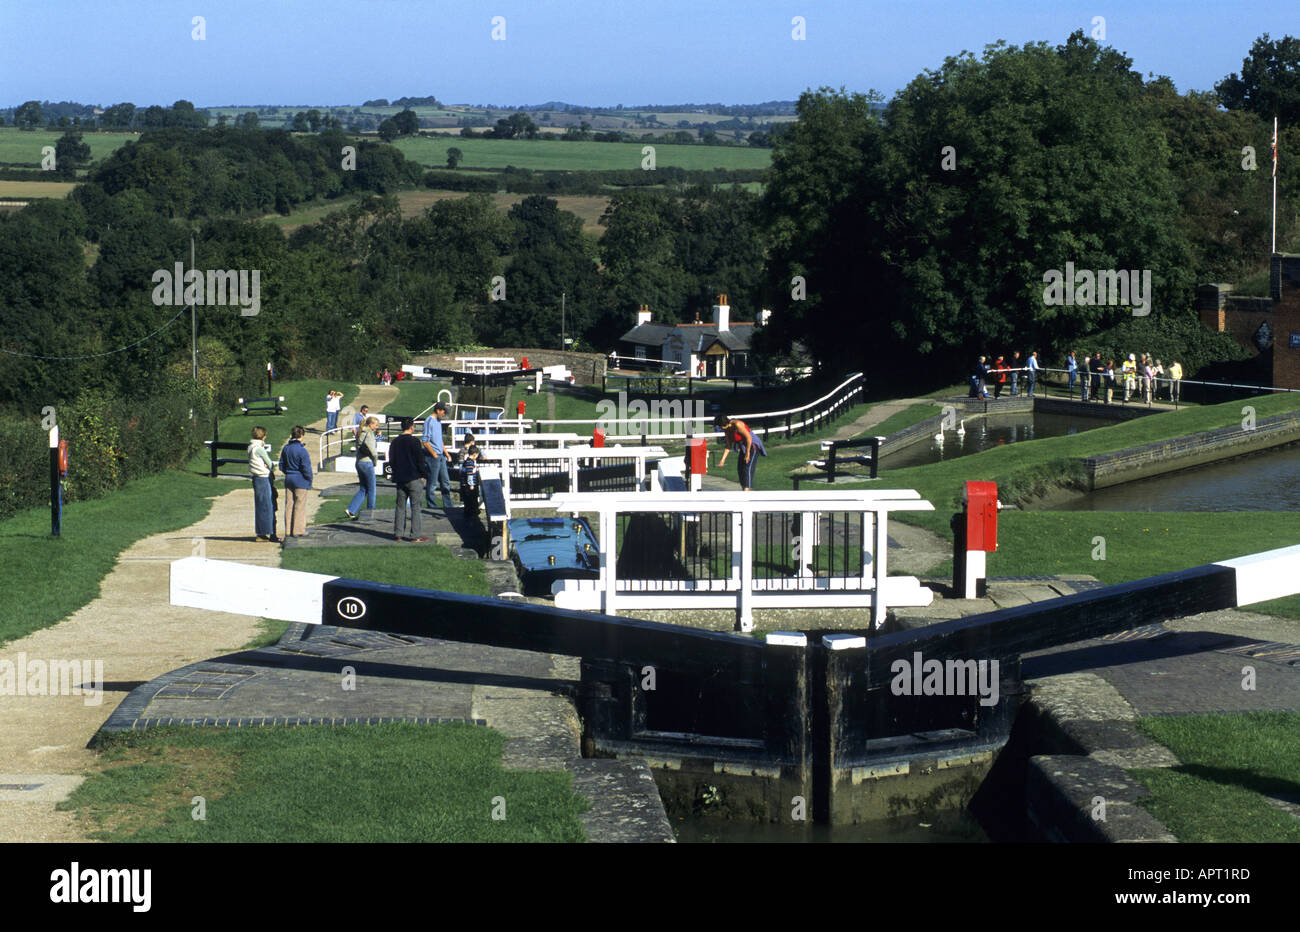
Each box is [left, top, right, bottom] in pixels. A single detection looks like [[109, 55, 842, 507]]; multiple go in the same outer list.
[[546, 489, 935, 631]]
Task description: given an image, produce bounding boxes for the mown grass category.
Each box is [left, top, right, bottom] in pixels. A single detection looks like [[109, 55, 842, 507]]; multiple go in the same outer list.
[[392, 136, 771, 172], [1130, 712, 1300, 842], [833, 392, 1300, 529], [792, 392, 1300, 618], [278, 542, 492, 598], [59, 723, 588, 842], [0, 470, 221, 646], [185, 379, 359, 473], [753, 403, 942, 490]]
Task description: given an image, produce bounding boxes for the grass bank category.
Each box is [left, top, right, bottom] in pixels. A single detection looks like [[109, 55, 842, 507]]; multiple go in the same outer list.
[[0, 471, 221, 646], [837, 392, 1300, 528], [185, 379, 360, 473], [1131, 711, 1300, 842], [59, 723, 588, 842]]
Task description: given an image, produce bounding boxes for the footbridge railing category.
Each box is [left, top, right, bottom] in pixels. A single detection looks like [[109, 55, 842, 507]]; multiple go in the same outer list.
[[546, 489, 935, 630]]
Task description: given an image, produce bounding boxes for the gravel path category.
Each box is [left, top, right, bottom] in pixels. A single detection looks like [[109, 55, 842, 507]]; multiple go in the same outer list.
[[0, 392, 393, 842]]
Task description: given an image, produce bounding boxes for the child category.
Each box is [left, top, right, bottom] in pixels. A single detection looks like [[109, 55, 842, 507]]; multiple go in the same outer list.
[[459, 435, 481, 518]]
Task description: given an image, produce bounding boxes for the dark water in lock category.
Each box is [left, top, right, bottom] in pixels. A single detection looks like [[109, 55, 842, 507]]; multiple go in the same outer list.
[[879, 412, 1116, 470], [673, 808, 988, 843], [1048, 441, 1300, 512]]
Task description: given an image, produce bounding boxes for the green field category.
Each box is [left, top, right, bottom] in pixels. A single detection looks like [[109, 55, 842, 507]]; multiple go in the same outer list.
[[393, 136, 771, 172], [263, 189, 612, 236], [0, 128, 137, 166]]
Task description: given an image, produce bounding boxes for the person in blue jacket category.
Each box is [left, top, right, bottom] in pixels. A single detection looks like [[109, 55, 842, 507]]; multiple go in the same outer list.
[[277, 425, 314, 537]]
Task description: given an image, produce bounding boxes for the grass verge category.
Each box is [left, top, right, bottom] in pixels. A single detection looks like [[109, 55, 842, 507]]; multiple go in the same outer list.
[[1130, 711, 1300, 842], [59, 723, 588, 842], [185, 379, 360, 473], [0, 470, 221, 646]]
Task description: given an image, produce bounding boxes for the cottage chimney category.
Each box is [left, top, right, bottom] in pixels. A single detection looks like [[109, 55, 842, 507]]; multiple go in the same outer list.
[[712, 294, 730, 332], [636, 304, 651, 326]]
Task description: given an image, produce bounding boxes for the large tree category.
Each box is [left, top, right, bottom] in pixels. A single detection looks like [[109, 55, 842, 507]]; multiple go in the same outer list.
[[484, 196, 601, 347], [54, 131, 92, 179], [14, 100, 43, 129], [762, 34, 1194, 378], [1216, 34, 1300, 124]]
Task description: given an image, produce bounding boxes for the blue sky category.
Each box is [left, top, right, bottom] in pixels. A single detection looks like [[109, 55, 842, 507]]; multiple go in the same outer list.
[[0, 0, 1285, 108]]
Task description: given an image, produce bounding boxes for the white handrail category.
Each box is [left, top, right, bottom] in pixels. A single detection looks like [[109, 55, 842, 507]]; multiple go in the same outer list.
[[534, 372, 866, 442], [548, 487, 933, 631]]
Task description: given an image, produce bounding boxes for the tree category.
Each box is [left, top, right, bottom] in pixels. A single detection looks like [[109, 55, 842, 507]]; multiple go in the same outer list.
[[762, 34, 1194, 379], [234, 111, 259, 130], [491, 112, 537, 139], [291, 112, 309, 132], [1216, 34, 1300, 123], [392, 109, 419, 136], [168, 99, 208, 129], [446, 146, 463, 169], [101, 102, 136, 129], [54, 132, 92, 179], [377, 118, 399, 142], [307, 109, 322, 132], [484, 197, 601, 346], [14, 100, 43, 129]]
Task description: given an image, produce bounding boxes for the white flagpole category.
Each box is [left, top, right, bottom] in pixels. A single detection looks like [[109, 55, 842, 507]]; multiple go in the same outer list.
[[1272, 116, 1278, 255]]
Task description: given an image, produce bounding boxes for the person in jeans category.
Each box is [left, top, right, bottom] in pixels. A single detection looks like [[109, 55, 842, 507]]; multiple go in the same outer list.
[[1026, 351, 1039, 397], [247, 426, 278, 542], [421, 401, 453, 509], [714, 413, 767, 491], [325, 390, 342, 432], [345, 416, 381, 520], [277, 425, 314, 537], [389, 417, 427, 542], [459, 435, 481, 519]]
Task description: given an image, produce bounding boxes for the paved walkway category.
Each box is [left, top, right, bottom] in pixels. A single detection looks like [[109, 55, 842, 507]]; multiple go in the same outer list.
[[0, 393, 381, 841]]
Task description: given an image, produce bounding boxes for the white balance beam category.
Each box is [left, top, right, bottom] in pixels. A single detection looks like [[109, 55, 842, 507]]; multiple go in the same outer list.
[[1215, 544, 1300, 607], [170, 557, 334, 624]]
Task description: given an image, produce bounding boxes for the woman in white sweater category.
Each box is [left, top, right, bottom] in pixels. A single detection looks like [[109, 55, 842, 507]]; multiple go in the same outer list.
[[248, 426, 279, 542]]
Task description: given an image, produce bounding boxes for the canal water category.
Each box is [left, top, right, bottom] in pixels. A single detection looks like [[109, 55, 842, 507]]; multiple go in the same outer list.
[[1049, 441, 1300, 512], [674, 807, 989, 843], [879, 412, 1116, 470]]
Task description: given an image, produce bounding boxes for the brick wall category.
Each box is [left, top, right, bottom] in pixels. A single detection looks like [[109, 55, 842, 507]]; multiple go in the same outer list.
[[1199, 255, 1300, 388], [1271, 255, 1300, 388]]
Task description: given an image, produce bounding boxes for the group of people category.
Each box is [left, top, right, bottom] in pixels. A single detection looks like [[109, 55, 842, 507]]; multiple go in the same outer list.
[[250, 398, 770, 543], [376, 368, 406, 386], [246, 424, 314, 542], [374, 403, 482, 542], [1066, 351, 1183, 404], [247, 401, 485, 544], [969, 351, 1184, 404], [970, 351, 1042, 399]]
